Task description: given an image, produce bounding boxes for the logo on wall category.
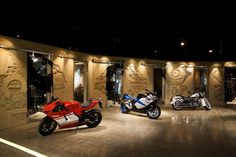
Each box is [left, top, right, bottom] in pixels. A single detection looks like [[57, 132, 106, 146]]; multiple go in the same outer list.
[[7, 79, 22, 93]]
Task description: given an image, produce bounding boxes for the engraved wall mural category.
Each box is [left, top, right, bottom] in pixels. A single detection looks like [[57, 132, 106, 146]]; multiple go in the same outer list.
[[166, 64, 192, 86], [165, 64, 193, 101], [0, 41, 27, 129], [94, 69, 106, 93], [210, 67, 224, 102], [126, 65, 148, 96], [0, 48, 27, 113], [52, 64, 67, 90]]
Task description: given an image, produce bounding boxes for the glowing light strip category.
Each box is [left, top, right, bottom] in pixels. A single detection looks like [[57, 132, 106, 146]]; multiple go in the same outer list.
[[0, 138, 48, 157]]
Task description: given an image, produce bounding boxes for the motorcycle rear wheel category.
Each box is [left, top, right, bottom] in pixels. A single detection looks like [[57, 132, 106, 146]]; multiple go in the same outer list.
[[172, 100, 183, 111], [38, 116, 57, 136], [146, 106, 161, 119], [86, 109, 102, 128]]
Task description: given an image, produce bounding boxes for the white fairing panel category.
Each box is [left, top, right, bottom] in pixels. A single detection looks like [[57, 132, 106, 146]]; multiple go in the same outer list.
[[54, 112, 79, 126], [134, 98, 153, 109]]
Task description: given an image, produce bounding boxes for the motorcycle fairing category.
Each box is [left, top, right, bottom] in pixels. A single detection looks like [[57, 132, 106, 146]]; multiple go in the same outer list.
[[134, 97, 153, 109], [54, 112, 79, 126]]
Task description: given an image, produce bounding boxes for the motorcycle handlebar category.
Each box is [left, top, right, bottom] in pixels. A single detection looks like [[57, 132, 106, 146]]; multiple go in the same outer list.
[[144, 89, 156, 96]]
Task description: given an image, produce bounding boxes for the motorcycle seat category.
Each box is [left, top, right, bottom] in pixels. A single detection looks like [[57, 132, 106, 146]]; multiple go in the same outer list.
[[80, 101, 90, 108]]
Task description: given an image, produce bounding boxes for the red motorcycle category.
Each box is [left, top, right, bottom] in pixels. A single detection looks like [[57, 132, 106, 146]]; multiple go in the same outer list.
[[38, 97, 103, 136]]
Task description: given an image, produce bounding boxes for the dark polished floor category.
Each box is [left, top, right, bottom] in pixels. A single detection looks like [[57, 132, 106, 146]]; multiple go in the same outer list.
[[1, 105, 236, 157]]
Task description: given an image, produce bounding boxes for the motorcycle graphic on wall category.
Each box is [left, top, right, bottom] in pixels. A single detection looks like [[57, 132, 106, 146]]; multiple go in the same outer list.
[[38, 97, 103, 136], [170, 89, 211, 110], [119, 89, 161, 119]]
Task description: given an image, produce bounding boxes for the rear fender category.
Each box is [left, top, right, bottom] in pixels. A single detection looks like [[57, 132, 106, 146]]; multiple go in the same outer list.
[[170, 96, 183, 104], [81, 98, 102, 110]]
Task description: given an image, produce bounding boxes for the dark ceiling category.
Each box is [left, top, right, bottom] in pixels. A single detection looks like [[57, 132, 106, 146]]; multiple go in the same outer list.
[[1, 13, 236, 61]]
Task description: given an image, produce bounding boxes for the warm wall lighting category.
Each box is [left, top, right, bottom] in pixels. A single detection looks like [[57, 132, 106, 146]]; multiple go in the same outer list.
[[0, 44, 6, 48], [92, 59, 123, 64], [141, 62, 156, 67], [58, 55, 76, 59], [141, 62, 164, 68], [92, 59, 110, 64]]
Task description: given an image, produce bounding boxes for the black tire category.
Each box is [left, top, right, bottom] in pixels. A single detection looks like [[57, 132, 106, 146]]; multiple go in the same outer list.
[[86, 109, 102, 128], [38, 116, 57, 136], [203, 99, 211, 110], [120, 104, 130, 113], [146, 106, 161, 119], [172, 100, 183, 111]]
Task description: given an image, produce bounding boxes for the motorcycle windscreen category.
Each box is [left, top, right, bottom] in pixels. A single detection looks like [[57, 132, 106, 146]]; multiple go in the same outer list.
[[54, 112, 79, 126], [134, 98, 152, 109]]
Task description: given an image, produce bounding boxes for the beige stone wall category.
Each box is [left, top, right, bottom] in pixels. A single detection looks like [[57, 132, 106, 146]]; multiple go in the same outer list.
[[87, 57, 154, 106], [1, 34, 235, 130], [164, 62, 195, 103], [0, 37, 27, 128], [123, 59, 153, 97], [52, 50, 74, 101], [88, 57, 108, 103], [208, 65, 225, 105]]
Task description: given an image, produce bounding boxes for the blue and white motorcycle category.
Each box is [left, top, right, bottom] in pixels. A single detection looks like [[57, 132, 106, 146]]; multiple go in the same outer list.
[[119, 89, 161, 119]]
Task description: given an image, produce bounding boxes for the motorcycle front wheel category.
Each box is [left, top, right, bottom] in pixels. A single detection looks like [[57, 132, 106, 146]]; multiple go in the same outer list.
[[38, 116, 57, 136], [120, 104, 130, 113], [172, 100, 183, 111], [146, 106, 161, 119], [203, 99, 211, 110], [86, 109, 102, 128]]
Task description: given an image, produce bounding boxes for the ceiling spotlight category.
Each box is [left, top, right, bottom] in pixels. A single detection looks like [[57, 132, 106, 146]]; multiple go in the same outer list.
[[180, 42, 185, 47], [209, 49, 213, 53]]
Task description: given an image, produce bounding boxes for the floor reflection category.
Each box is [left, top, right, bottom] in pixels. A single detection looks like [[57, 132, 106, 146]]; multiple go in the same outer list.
[[1, 106, 236, 157]]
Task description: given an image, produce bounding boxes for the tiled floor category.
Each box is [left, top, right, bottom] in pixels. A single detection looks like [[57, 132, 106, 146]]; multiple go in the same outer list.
[[1, 105, 236, 157]]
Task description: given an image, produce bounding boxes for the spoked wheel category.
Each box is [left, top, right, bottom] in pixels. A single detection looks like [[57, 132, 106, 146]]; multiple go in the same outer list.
[[38, 116, 57, 136], [146, 105, 161, 119], [172, 100, 183, 111], [86, 109, 102, 128]]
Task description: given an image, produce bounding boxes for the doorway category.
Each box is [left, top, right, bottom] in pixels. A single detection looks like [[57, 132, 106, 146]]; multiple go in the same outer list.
[[106, 64, 123, 102], [154, 68, 163, 98], [194, 66, 208, 96], [27, 53, 52, 115], [74, 61, 86, 102], [225, 67, 236, 102]]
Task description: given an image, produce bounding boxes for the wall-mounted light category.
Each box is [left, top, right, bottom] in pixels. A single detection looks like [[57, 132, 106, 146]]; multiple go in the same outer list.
[[92, 59, 123, 65], [141, 62, 155, 67], [0, 45, 6, 48], [58, 55, 77, 60], [141, 62, 164, 69]]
